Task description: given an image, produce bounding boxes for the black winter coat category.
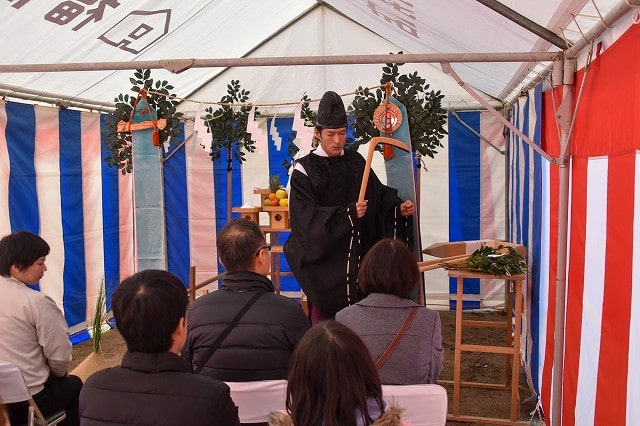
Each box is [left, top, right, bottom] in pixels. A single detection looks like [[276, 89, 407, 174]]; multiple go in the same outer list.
[[79, 352, 240, 425], [182, 271, 310, 382]]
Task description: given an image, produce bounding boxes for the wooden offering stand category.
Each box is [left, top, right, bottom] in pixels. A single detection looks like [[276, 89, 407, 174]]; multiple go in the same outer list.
[[445, 270, 528, 425], [421, 240, 528, 425], [231, 188, 292, 293]]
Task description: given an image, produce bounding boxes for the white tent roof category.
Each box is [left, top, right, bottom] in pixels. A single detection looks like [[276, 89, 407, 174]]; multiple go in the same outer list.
[[0, 0, 626, 111]]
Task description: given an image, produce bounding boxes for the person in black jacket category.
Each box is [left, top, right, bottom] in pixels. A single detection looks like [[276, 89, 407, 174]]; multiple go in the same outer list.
[[182, 218, 310, 382], [79, 270, 240, 426]]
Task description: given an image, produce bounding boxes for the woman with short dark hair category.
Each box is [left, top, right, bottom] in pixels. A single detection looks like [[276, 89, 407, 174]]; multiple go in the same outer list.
[[269, 320, 405, 426], [336, 239, 444, 385], [0, 231, 82, 426]]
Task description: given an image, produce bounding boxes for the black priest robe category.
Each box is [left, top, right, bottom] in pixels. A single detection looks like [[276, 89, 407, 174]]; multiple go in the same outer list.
[[284, 148, 410, 315]]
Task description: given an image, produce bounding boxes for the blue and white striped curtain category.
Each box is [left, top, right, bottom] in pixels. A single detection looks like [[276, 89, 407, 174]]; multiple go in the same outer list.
[[445, 110, 507, 309], [507, 84, 547, 395], [0, 101, 134, 335], [2, 99, 512, 337]]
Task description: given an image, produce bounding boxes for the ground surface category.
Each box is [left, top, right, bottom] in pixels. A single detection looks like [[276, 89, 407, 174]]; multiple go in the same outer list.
[[71, 310, 544, 425]]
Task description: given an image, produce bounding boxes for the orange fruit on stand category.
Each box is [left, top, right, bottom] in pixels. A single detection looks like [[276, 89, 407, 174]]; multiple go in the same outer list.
[[269, 198, 279, 206], [268, 193, 277, 200]]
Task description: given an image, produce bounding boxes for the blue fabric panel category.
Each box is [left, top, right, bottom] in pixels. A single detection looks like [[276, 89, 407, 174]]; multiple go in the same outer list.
[[529, 85, 543, 392], [268, 117, 298, 291], [214, 147, 243, 272], [522, 101, 531, 251], [268, 117, 294, 187], [163, 138, 190, 287], [5, 101, 39, 234], [448, 111, 481, 309], [70, 329, 91, 345], [513, 105, 523, 243], [59, 108, 87, 327], [99, 115, 120, 311]]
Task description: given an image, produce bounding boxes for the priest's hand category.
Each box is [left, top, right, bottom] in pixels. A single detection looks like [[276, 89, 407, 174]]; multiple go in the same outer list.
[[400, 200, 415, 216], [356, 200, 368, 218]]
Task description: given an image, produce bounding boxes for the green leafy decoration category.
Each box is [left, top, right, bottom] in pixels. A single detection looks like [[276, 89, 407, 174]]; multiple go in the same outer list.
[[103, 69, 184, 174], [205, 79, 257, 164], [347, 52, 448, 158], [443, 245, 529, 276], [91, 279, 107, 353]]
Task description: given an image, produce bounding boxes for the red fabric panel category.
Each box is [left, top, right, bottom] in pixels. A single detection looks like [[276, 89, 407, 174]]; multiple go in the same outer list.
[[562, 157, 588, 426], [542, 86, 564, 158], [541, 89, 561, 419], [571, 23, 640, 158], [594, 153, 634, 424]]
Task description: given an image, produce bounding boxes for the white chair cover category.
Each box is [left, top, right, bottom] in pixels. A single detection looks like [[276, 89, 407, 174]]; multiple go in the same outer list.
[[382, 384, 448, 426], [225, 379, 288, 423]]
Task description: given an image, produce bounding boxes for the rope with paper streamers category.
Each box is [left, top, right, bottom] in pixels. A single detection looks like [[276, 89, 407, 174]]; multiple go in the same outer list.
[[144, 83, 389, 118]]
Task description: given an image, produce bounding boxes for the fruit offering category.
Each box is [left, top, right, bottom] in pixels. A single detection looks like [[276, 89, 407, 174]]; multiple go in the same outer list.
[[264, 175, 289, 207]]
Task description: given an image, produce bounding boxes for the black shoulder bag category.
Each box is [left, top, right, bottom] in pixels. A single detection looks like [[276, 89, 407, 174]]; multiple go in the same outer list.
[[193, 291, 266, 374]]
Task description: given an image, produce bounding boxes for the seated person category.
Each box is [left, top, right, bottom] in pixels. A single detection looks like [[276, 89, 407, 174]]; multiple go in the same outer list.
[[0, 231, 82, 426], [182, 219, 310, 381], [79, 270, 240, 425], [336, 239, 444, 384], [269, 320, 406, 426]]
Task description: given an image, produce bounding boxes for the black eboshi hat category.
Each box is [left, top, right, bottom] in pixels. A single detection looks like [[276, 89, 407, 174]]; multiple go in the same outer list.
[[316, 91, 348, 129]]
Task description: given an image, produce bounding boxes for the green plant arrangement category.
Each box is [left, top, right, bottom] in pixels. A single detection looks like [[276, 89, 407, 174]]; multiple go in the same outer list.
[[91, 280, 107, 353], [348, 53, 448, 158], [204, 79, 257, 221], [103, 69, 184, 174], [443, 245, 529, 276], [205, 79, 256, 164]]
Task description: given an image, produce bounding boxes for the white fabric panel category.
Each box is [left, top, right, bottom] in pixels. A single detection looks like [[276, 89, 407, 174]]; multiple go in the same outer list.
[[180, 6, 497, 116], [574, 158, 608, 425], [185, 123, 219, 290], [325, 0, 538, 98], [241, 154, 272, 231], [34, 106, 65, 309], [539, 158, 551, 391], [0, 0, 316, 103], [0, 1, 619, 110], [479, 112, 507, 307], [80, 111, 106, 324], [118, 169, 135, 283], [421, 129, 451, 309], [0, 103, 11, 237]]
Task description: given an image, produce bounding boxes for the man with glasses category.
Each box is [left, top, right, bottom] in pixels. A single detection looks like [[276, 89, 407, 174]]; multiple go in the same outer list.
[[182, 219, 309, 382]]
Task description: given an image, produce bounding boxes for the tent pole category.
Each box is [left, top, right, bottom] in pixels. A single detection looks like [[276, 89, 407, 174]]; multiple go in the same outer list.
[[0, 82, 115, 112], [441, 63, 556, 164], [504, 0, 640, 107], [550, 57, 575, 426], [0, 52, 559, 75], [474, 0, 568, 49]]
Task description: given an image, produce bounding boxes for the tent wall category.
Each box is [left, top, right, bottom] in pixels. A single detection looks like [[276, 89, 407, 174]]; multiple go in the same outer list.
[[510, 20, 640, 425], [0, 100, 507, 328], [0, 102, 135, 335]]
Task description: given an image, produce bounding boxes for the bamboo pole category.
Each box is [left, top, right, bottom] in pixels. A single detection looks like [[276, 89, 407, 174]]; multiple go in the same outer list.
[[418, 254, 470, 272]]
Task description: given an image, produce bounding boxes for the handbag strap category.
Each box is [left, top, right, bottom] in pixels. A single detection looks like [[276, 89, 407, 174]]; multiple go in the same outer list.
[[375, 306, 418, 369], [194, 290, 266, 374]]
